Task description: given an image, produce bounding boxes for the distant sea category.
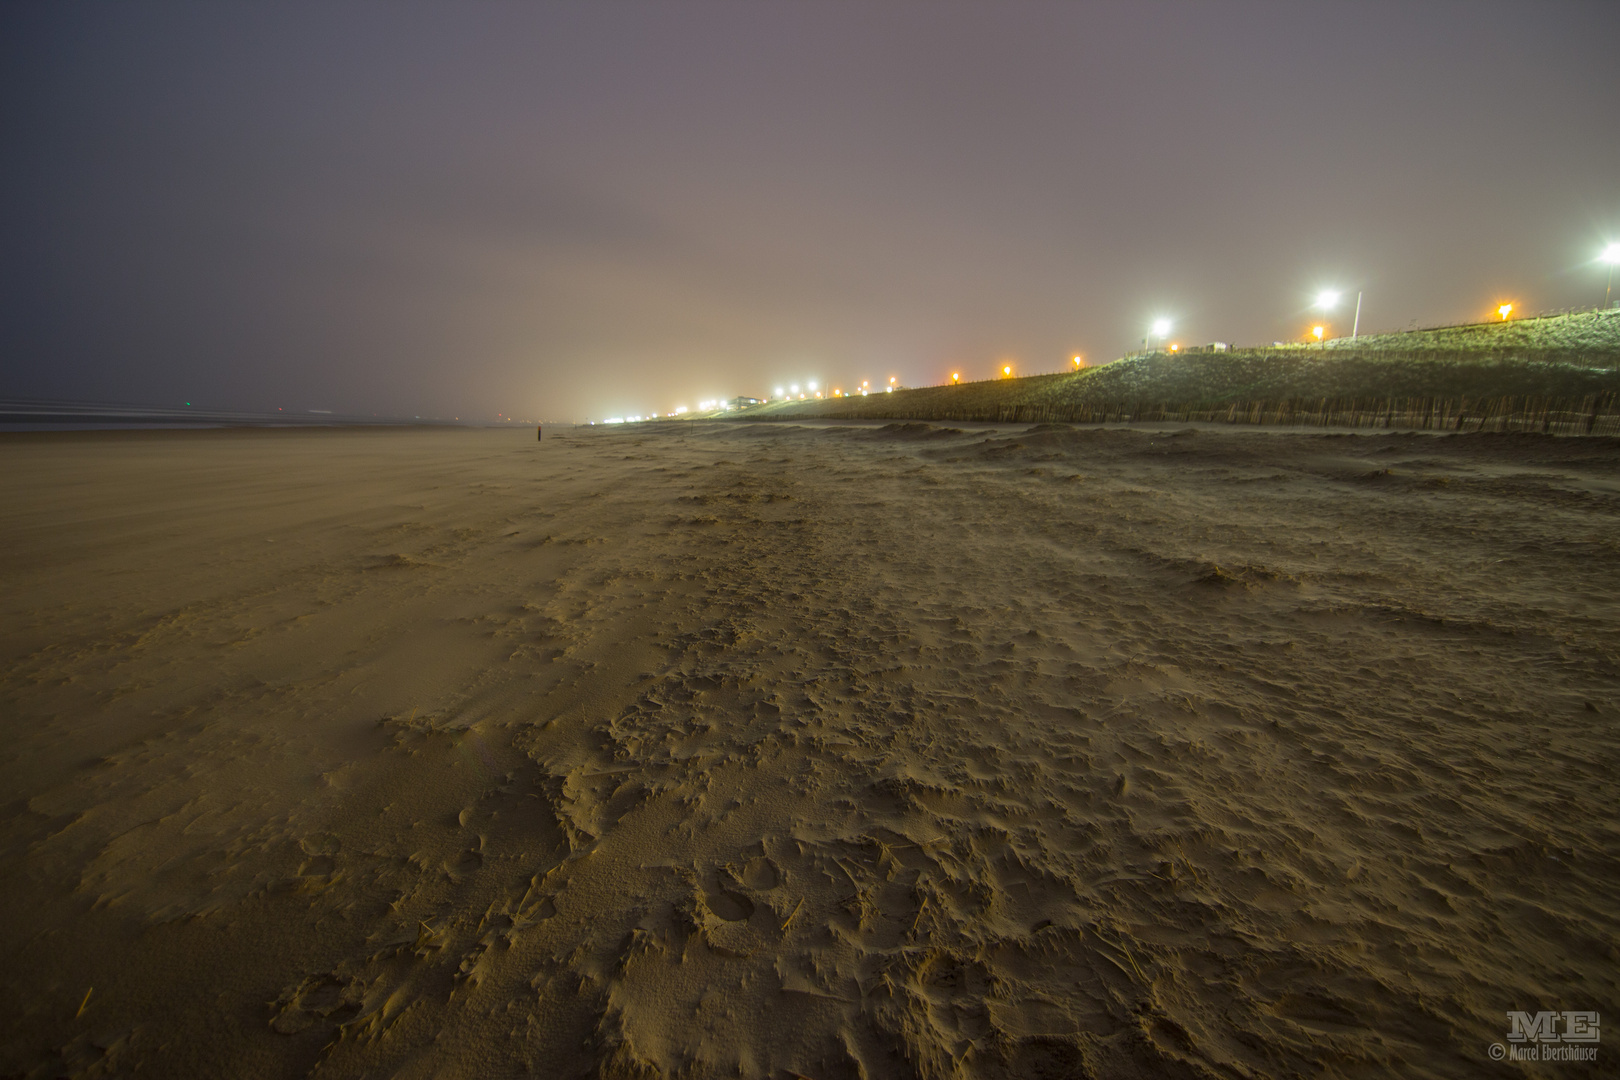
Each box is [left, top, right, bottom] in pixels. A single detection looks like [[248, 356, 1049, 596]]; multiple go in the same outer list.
[[0, 398, 476, 431]]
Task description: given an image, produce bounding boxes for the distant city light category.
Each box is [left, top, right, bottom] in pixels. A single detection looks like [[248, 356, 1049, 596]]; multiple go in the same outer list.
[[775, 387, 785, 397], [808, 380, 817, 391], [1316, 289, 1341, 310], [1499, 303, 1513, 320], [674, 406, 688, 414], [790, 384, 799, 394]]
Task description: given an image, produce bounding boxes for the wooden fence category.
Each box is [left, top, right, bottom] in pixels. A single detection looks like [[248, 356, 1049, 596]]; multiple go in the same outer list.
[[761, 393, 1620, 436]]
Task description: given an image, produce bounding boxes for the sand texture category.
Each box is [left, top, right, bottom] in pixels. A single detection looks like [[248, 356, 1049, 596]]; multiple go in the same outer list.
[[2, 423, 1617, 1079]]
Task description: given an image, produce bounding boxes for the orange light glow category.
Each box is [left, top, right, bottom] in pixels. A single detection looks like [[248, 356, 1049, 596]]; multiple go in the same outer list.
[[951, 372, 960, 384], [1169, 344, 1179, 353], [1499, 303, 1513, 320], [1071, 355, 1084, 368], [1312, 326, 1324, 341], [1002, 365, 1012, 377]]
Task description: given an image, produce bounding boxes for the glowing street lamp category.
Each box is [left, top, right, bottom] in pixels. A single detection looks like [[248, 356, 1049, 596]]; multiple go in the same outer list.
[[951, 372, 960, 384], [1316, 287, 1363, 340], [1603, 242, 1620, 307], [1002, 364, 1013, 378], [1499, 303, 1513, 321], [1312, 325, 1325, 346], [1148, 318, 1172, 352], [1145, 318, 1173, 353], [1071, 355, 1084, 369]]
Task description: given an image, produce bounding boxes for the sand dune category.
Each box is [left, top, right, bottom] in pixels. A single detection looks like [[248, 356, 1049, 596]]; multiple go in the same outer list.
[[1, 423, 1617, 1079]]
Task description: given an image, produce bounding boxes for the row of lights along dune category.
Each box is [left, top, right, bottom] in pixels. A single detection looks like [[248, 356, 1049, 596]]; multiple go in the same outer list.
[[594, 244, 1620, 424]]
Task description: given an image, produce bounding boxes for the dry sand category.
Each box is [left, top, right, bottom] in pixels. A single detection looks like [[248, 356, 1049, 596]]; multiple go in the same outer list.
[[1, 422, 1617, 1079]]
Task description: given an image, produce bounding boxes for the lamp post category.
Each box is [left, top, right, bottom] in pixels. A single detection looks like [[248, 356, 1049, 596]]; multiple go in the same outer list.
[[1148, 318, 1172, 353], [1316, 288, 1364, 341], [1313, 290, 1339, 347]]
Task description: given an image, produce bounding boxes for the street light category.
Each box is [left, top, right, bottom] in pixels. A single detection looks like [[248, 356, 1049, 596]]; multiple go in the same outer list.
[[1603, 242, 1620, 308], [1312, 325, 1325, 346], [1499, 303, 1513, 321], [1148, 318, 1171, 352], [1316, 287, 1363, 340]]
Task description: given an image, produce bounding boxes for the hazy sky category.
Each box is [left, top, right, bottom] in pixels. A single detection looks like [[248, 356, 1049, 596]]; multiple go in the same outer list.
[[3, 2, 1617, 421]]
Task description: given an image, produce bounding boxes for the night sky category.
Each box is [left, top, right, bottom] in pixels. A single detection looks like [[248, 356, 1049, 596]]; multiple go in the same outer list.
[[3, 2, 1617, 422]]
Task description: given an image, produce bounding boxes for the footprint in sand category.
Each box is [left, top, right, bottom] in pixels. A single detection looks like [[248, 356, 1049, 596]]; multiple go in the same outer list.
[[742, 855, 780, 891]]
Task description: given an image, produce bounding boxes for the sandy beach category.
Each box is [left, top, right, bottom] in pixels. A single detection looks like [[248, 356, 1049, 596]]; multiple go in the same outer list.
[[1, 421, 1617, 1079]]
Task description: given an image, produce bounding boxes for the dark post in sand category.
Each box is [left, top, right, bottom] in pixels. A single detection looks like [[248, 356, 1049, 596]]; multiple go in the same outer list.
[[537, 424, 542, 442]]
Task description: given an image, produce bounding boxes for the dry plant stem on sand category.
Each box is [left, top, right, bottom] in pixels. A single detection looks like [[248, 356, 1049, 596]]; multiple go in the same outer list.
[[1, 423, 1617, 1079]]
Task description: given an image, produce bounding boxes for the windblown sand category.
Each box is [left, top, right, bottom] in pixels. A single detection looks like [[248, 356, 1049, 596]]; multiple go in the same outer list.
[[1, 423, 1617, 1079]]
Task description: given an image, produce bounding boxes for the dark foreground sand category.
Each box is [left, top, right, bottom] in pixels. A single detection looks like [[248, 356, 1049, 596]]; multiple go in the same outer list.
[[1, 422, 1616, 1079]]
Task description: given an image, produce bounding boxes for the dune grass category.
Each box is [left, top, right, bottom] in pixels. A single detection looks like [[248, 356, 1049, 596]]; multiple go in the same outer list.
[[734, 309, 1620, 428]]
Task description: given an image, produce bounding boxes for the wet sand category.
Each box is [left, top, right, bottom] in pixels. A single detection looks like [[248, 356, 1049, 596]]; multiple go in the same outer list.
[[1, 422, 1617, 1079]]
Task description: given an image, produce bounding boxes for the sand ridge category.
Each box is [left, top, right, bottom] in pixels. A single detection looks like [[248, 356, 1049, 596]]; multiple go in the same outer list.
[[1, 423, 1617, 1078]]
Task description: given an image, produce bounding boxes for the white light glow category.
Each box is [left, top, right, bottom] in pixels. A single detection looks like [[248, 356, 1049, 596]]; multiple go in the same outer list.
[[1151, 318, 1172, 337], [1603, 242, 1620, 265], [1316, 289, 1341, 310]]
